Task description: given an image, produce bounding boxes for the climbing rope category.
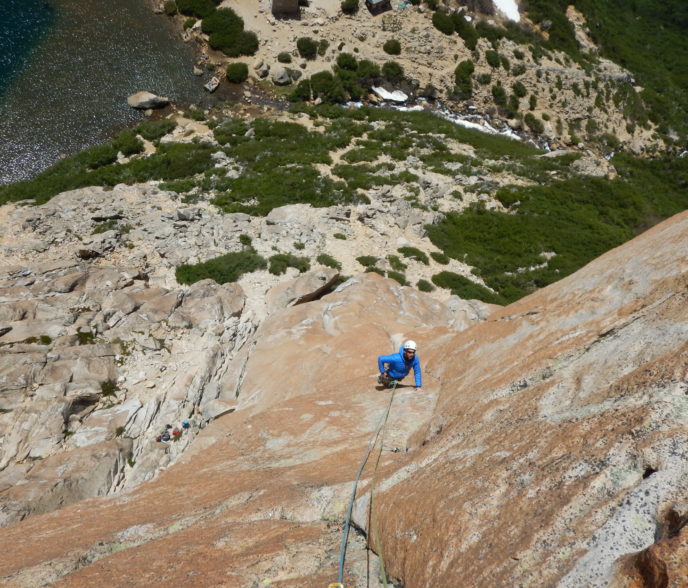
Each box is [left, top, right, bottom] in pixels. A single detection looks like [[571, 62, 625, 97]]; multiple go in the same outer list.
[[334, 379, 398, 588]]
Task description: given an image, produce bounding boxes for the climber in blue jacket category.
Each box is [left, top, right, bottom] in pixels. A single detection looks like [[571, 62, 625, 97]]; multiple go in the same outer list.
[[377, 340, 422, 389]]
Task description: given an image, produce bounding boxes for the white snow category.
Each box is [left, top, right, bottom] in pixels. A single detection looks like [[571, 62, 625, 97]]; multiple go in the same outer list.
[[493, 0, 520, 22]]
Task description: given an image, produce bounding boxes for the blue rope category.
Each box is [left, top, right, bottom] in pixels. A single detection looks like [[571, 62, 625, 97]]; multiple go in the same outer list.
[[336, 380, 398, 586]]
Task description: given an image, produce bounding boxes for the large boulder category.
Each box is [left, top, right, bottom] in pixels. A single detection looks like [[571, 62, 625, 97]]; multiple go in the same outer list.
[[127, 91, 170, 109]]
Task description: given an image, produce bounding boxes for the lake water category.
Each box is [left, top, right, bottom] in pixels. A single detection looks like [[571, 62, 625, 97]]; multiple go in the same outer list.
[[0, 0, 207, 185]]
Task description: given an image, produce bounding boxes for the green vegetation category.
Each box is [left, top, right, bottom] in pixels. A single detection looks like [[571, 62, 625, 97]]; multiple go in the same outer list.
[[176, 251, 267, 284], [333, 233, 347, 240], [317, 253, 342, 270], [432, 271, 505, 303], [427, 153, 688, 303], [277, 52, 292, 63], [430, 251, 450, 265], [297, 37, 318, 59], [383, 39, 401, 55], [76, 328, 95, 345], [268, 253, 310, 275], [432, 10, 455, 35], [100, 379, 120, 397], [356, 255, 378, 267], [398, 246, 429, 265], [176, 0, 220, 19], [201, 8, 258, 57], [417, 279, 435, 292], [226, 62, 249, 83], [341, 0, 359, 14]]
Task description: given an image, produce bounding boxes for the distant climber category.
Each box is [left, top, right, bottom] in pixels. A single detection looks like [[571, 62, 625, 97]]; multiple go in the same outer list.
[[377, 340, 422, 389]]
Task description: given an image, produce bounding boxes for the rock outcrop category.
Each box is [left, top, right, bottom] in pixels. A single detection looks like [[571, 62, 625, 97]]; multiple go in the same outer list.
[[0, 209, 687, 586]]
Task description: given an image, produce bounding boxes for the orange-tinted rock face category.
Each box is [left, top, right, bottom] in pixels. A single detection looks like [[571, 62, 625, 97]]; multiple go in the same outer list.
[[1, 211, 688, 587]]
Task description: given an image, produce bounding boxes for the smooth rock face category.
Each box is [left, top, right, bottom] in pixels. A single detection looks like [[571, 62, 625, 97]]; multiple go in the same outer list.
[[2, 189, 688, 586]]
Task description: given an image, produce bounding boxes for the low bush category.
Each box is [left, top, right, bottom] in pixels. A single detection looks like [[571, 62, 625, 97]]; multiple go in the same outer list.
[[524, 113, 545, 133], [135, 120, 177, 142], [512, 80, 527, 98], [317, 253, 342, 270], [432, 10, 454, 35], [382, 61, 404, 83], [356, 255, 378, 267], [278, 52, 292, 63], [417, 279, 435, 292], [336, 52, 358, 71], [268, 253, 310, 275], [431, 271, 505, 303], [341, 0, 359, 14], [383, 39, 401, 55], [176, 0, 218, 18], [297, 37, 318, 59], [485, 49, 501, 68], [430, 251, 450, 264], [387, 255, 407, 272], [386, 270, 408, 285], [226, 62, 249, 83], [176, 251, 267, 285], [398, 246, 429, 264]]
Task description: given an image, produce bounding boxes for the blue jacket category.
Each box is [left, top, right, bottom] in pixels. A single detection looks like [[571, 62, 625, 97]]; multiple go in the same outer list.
[[378, 346, 421, 387]]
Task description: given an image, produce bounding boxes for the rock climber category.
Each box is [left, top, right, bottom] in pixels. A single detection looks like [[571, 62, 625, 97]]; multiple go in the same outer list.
[[377, 340, 422, 390]]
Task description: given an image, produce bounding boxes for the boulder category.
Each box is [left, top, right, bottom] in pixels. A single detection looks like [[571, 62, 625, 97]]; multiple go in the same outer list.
[[127, 92, 170, 110], [271, 65, 292, 86], [266, 268, 339, 313]]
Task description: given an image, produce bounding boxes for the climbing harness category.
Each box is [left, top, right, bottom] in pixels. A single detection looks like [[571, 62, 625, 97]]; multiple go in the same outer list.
[[335, 380, 399, 587]]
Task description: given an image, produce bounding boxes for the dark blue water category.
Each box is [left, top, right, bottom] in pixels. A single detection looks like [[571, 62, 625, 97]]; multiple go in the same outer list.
[[0, 0, 55, 99], [0, 0, 207, 185]]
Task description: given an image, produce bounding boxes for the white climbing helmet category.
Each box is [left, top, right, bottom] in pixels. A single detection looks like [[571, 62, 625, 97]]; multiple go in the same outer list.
[[403, 340, 417, 351]]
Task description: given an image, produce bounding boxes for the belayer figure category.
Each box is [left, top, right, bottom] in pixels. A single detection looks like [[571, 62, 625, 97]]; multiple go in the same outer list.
[[377, 340, 422, 390]]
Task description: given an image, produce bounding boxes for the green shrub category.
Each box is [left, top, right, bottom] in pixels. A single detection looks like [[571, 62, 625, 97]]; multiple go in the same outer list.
[[491, 83, 507, 106], [294, 241, 305, 250], [336, 53, 358, 71], [524, 113, 545, 133], [176, 0, 217, 18], [430, 251, 450, 264], [356, 60, 381, 88], [386, 270, 408, 285], [297, 37, 318, 59], [387, 255, 407, 272], [183, 17, 196, 29], [176, 251, 267, 285], [226, 62, 249, 83], [476, 73, 492, 85], [382, 61, 404, 83], [278, 52, 292, 63], [164, 1, 177, 15], [134, 120, 177, 142], [383, 39, 401, 55], [452, 11, 478, 50], [100, 379, 120, 397], [356, 255, 378, 267], [202, 9, 258, 57], [512, 81, 527, 98], [432, 10, 454, 35], [417, 279, 435, 292], [398, 246, 429, 264], [239, 234, 252, 247], [431, 271, 504, 303], [341, 0, 359, 14], [485, 49, 501, 68], [317, 253, 342, 270], [268, 253, 310, 275], [333, 232, 347, 240]]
